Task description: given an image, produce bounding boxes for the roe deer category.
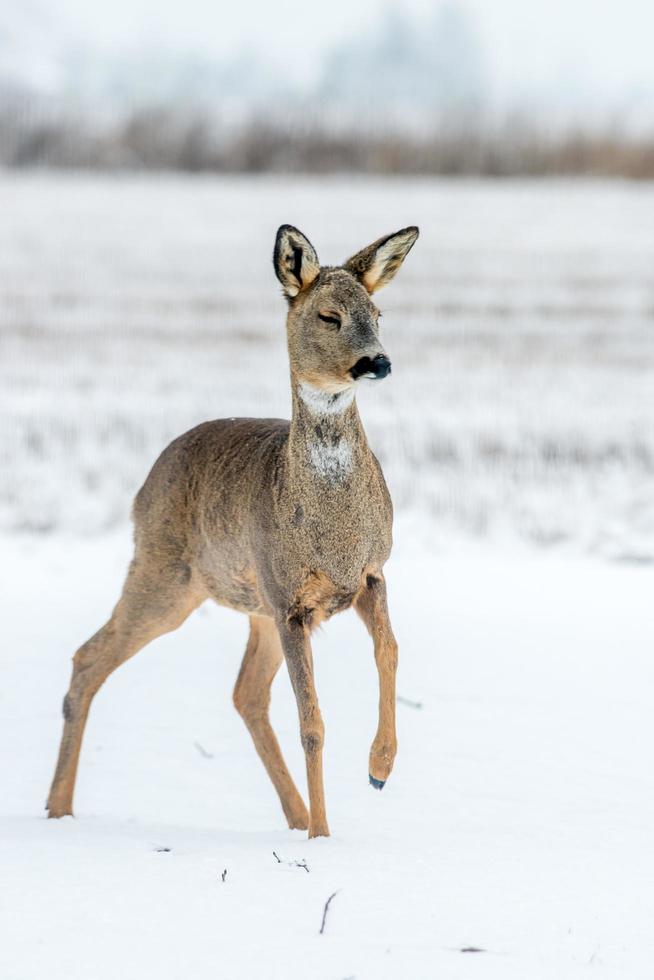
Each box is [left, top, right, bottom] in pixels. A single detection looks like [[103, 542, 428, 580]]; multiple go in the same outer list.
[[47, 223, 419, 838]]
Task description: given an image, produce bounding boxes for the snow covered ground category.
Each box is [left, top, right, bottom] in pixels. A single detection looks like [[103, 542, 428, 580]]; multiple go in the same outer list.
[[2, 174, 654, 977], [2, 532, 654, 979]]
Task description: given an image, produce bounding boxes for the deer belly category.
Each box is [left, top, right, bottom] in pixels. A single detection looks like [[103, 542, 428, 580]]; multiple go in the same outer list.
[[198, 558, 269, 615]]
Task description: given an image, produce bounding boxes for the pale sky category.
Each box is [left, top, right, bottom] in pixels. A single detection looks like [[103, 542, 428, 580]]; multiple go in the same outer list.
[[9, 0, 654, 105]]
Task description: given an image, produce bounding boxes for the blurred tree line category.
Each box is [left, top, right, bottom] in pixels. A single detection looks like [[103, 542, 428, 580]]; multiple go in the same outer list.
[[2, 99, 653, 177], [1, 2, 653, 176]]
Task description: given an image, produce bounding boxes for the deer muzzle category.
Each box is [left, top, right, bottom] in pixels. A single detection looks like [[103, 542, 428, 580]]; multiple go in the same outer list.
[[350, 354, 392, 381]]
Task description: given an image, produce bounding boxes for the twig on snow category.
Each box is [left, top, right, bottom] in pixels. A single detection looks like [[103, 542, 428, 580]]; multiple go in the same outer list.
[[319, 891, 339, 935], [397, 695, 423, 709], [193, 741, 214, 759], [221, 869, 227, 882], [272, 851, 310, 872]]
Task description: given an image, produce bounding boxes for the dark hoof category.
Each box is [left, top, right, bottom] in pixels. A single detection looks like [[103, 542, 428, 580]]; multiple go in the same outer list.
[[369, 774, 385, 790]]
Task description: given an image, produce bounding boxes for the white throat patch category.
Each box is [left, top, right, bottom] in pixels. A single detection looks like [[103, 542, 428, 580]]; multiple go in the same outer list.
[[309, 438, 353, 481], [297, 381, 355, 416]]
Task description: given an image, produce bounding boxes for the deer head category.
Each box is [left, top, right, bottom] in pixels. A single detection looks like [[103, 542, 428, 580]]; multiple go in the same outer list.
[[274, 224, 419, 395]]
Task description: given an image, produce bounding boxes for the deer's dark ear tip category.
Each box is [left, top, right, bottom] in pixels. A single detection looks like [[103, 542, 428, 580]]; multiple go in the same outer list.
[[275, 224, 299, 241]]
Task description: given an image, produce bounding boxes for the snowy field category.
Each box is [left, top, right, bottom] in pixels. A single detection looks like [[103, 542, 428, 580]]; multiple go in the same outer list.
[[2, 533, 654, 979], [1, 174, 653, 555], [1, 174, 654, 978]]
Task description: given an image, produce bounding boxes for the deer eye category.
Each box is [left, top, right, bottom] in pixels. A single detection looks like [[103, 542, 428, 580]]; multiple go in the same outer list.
[[318, 313, 341, 329]]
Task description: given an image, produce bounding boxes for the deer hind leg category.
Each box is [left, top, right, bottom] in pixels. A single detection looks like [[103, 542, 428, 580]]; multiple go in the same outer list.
[[47, 555, 203, 818], [354, 572, 398, 790], [233, 616, 309, 831]]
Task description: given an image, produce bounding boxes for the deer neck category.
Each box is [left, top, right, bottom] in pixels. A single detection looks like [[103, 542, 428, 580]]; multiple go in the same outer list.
[[287, 377, 369, 487]]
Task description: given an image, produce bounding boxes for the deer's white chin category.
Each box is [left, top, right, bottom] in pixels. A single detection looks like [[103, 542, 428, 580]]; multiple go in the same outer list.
[[297, 380, 356, 416]]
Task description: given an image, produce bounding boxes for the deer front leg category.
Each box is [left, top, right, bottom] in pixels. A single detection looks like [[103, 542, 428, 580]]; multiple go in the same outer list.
[[355, 572, 398, 789], [276, 616, 329, 839]]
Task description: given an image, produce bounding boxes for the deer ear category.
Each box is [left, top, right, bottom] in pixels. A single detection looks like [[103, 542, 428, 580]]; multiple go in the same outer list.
[[344, 226, 419, 294], [273, 225, 321, 299]]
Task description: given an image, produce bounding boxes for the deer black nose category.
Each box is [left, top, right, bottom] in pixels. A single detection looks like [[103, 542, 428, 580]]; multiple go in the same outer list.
[[350, 354, 392, 381]]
